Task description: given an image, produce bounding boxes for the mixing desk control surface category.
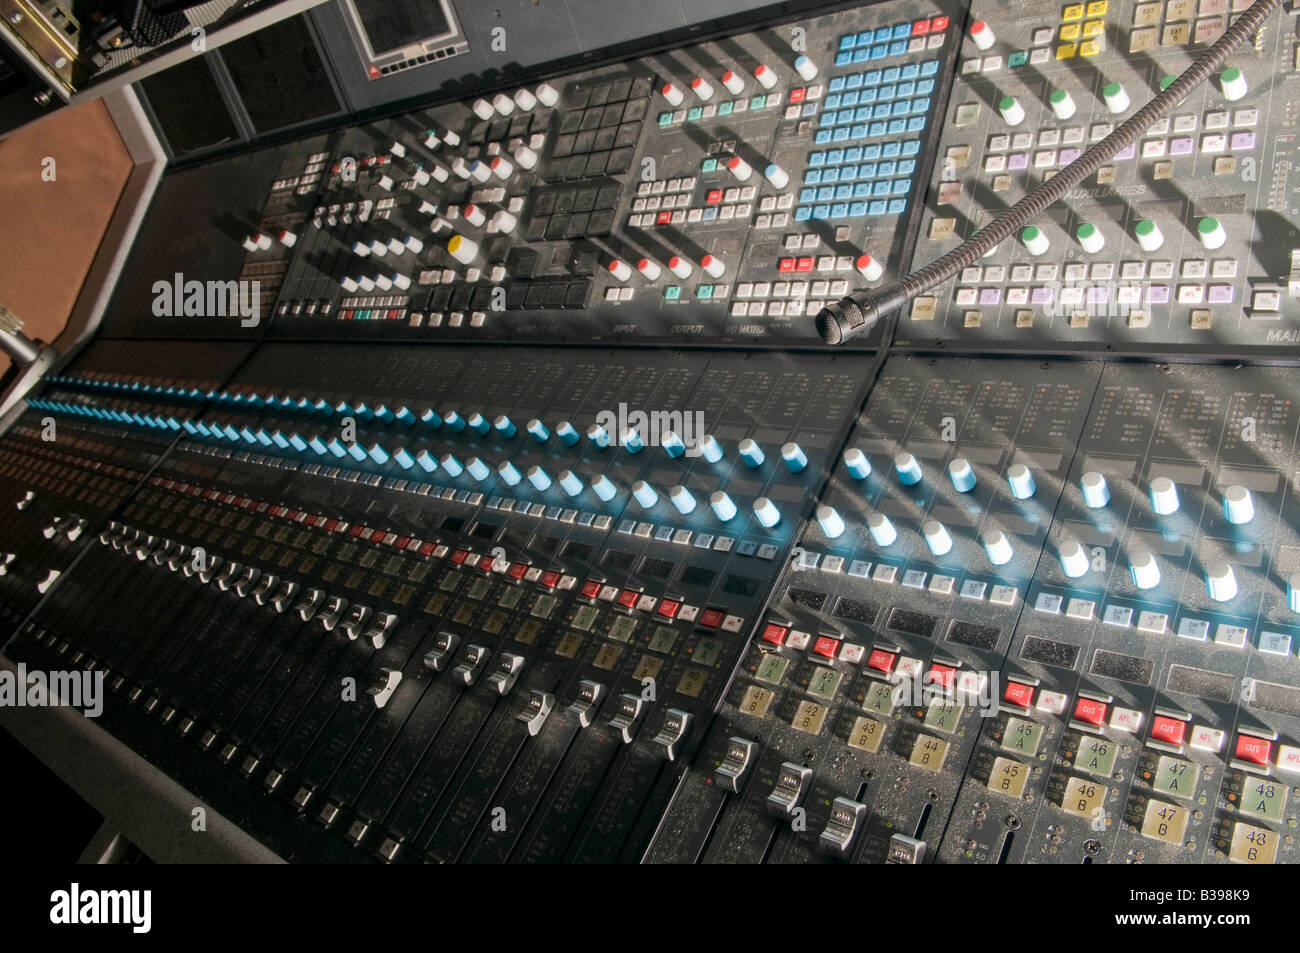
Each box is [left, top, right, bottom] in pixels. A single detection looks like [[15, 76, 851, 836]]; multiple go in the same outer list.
[[5, 0, 1300, 864]]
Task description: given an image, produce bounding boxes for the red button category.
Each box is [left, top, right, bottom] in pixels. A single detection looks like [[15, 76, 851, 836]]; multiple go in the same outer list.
[[706, 189, 723, 204], [617, 590, 639, 608], [396, 536, 411, 548], [419, 541, 437, 556], [813, 636, 840, 659], [1150, 716, 1187, 746], [761, 623, 788, 646], [789, 87, 806, 103], [451, 549, 469, 564], [478, 555, 496, 572], [1073, 698, 1107, 726], [867, 649, 896, 674], [700, 608, 725, 628], [912, 18, 930, 34], [928, 664, 956, 688], [931, 15, 949, 30], [657, 599, 680, 619], [371, 529, 387, 542], [796, 257, 814, 272], [778, 258, 796, 273], [656, 211, 672, 225], [349, 524, 366, 537], [1003, 681, 1034, 708], [581, 581, 601, 598], [509, 563, 528, 579], [1235, 735, 1272, 766], [541, 570, 561, 588]]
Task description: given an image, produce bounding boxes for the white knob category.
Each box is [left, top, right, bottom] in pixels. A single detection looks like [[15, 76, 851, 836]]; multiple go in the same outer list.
[[514, 145, 539, 169], [1134, 219, 1164, 251], [753, 64, 777, 89], [492, 92, 515, 115], [1076, 223, 1104, 253], [1081, 471, 1109, 508], [1206, 560, 1237, 601], [1049, 88, 1076, 119], [1149, 476, 1179, 515], [998, 96, 1025, 126], [701, 254, 725, 278], [727, 156, 752, 181], [514, 88, 538, 111], [490, 156, 514, 179], [1197, 216, 1227, 250], [1220, 66, 1248, 101], [608, 259, 632, 281], [462, 203, 487, 227], [923, 520, 953, 557], [970, 20, 996, 50], [637, 258, 662, 280], [856, 254, 883, 281], [1021, 226, 1049, 256], [983, 529, 1014, 565], [1130, 549, 1161, 589], [721, 70, 745, 95], [1059, 540, 1089, 577], [794, 55, 818, 81], [1103, 82, 1130, 113], [447, 234, 479, 264], [661, 82, 685, 107], [691, 76, 714, 100], [764, 164, 789, 189], [472, 98, 494, 120], [1223, 485, 1254, 524], [492, 210, 518, 233], [867, 513, 896, 546], [535, 82, 559, 107], [668, 256, 693, 279]]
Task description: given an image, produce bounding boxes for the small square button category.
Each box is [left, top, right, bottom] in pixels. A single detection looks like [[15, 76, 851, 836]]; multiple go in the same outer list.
[[1190, 725, 1225, 753], [1073, 697, 1108, 726], [761, 623, 788, 646], [1150, 715, 1187, 746], [867, 649, 896, 673], [1235, 735, 1272, 766], [813, 636, 840, 659], [1003, 681, 1035, 708], [1036, 690, 1069, 715]]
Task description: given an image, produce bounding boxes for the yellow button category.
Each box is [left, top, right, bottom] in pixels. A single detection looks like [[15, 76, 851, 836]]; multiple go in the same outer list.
[[1057, 43, 1078, 58], [1082, 18, 1104, 35], [447, 234, 464, 253], [1060, 23, 1081, 39], [1063, 3, 1085, 19], [1087, 0, 1108, 15], [1079, 38, 1102, 55]]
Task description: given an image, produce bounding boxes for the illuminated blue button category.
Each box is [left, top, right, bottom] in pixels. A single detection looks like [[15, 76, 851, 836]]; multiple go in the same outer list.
[[253, 428, 272, 445], [1081, 471, 1109, 508], [367, 442, 390, 465], [923, 520, 952, 556], [894, 452, 922, 484], [558, 470, 584, 497], [323, 438, 346, 458], [661, 431, 686, 458], [393, 448, 415, 469], [622, 428, 644, 453], [1007, 464, 1036, 499], [632, 481, 658, 508], [394, 406, 416, 426], [347, 442, 368, 462], [443, 410, 466, 432], [239, 427, 258, 444], [466, 457, 491, 481], [526, 418, 550, 442], [494, 415, 517, 438], [670, 485, 697, 515], [498, 461, 522, 486], [288, 432, 308, 452], [420, 409, 442, 429], [416, 451, 438, 473], [753, 497, 781, 528], [592, 474, 618, 502], [527, 466, 551, 491], [587, 424, 612, 448], [555, 421, 580, 445], [183, 420, 199, 435], [739, 439, 765, 467], [697, 434, 724, 463], [440, 453, 464, 477], [710, 491, 738, 522], [467, 413, 491, 435], [1223, 485, 1254, 524], [948, 458, 976, 492], [868, 513, 897, 546], [817, 505, 845, 539], [782, 442, 808, 472], [844, 448, 872, 479]]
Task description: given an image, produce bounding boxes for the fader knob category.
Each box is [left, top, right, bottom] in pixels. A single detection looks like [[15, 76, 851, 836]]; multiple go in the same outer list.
[[637, 258, 662, 280], [490, 156, 514, 179], [514, 88, 538, 111], [558, 470, 584, 496], [1007, 464, 1036, 499], [1205, 560, 1237, 602], [1103, 82, 1130, 113], [514, 145, 539, 169], [608, 259, 633, 281], [1220, 66, 1248, 101], [844, 448, 871, 479], [472, 98, 494, 120], [1059, 540, 1089, 578], [697, 434, 724, 463], [535, 83, 559, 107], [1049, 88, 1076, 120], [710, 491, 738, 521], [1130, 549, 1161, 589], [982, 529, 1013, 565], [816, 505, 845, 539], [668, 256, 693, 279], [998, 96, 1025, 125], [867, 513, 896, 546], [492, 92, 515, 115], [632, 481, 658, 508], [948, 458, 976, 492], [526, 419, 550, 442], [591, 474, 618, 501], [793, 55, 818, 81], [494, 415, 517, 438], [728, 156, 752, 181], [1149, 477, 1179, 515], [1135, 219, 1164, 251], [753, 497, 781, 528], [1081, 471, 1109, 508], [1020, 226, 1049, 256], [739, 438, 765, 467], [781, 442, 807, 472], [1223, 485, 1254, 524], [670, 485, 697, 514], [447, 234, 479, 263], [923, 520, 953, 557], [721, 70, 746, 95], [661, 82, 685, 106], [1197, 217, 1227, 250], [498, 461, 523, 486], [691, 76, 714, 100], [970, 20, 996, 49], [753, 64, 778, 89], [462, 203, 487, 227], [856, 254, 883, 281], [701, 254, 726, 277], [555, 421, 580, 445], [466, 457, 491, 481], [894, 452, 922, 485], [1076, 222, 1104, 253]]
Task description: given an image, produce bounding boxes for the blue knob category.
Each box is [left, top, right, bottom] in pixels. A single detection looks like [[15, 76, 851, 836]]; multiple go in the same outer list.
[[420, 409, 442, 430], [322, 438, 345, 458], [289, 433, 308, 452], [498, 461, 522, 485], [661, 431, 686, 458], [622, 428, 644, 454], [556, 421, 579, 446], [739, 439, 765, 468], [494, 415, 517, 438], [393, 448, 415, 469], [416, 451, 438, 473], [526, 419, 549, 442], [591, 474, 617, 502], [239, 427, 258, 444], [558, 470, 584, 496], [587, 424, 612, 449], [782, 442, 808, 472], [374, 405, 395, 424], [466, 457, 491, 481], [468, 413, 491, 435], [632, 481, 658, 508], [710, 491, 738, 522], [347, 442, 368, 462], [817, 505, 845, 539], [394, 406, 416, 426], [527, 466, 551, 491], [867, 513, 896, 546], [367, 442, 389, 465], [440, 453, 464, 477], [1081, 471, 1109, 508], [894, 453, 923, 485], [1223, 485, 1254, 524], [844, 448, 872, 479], [443, 411, 466, 432], [270, 430, 290, 449], [948, 458, 976, 492], [222, 424, 240, 441], [254, 429, 273, 446], [753, 497, 781, 528], [670, 485, 697, 515], [182, 420, 199, 435], [353, 403, 375, 422], [1007, 464, 1036, 499], [696, 434, 724, 463]]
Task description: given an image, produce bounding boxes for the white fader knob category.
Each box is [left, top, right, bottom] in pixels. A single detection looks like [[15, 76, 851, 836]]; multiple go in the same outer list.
[[794, 55, 818, 81], [1059, 540, 1089, 578], [1130, 549, 1161, 589], [764, 163, 789, 189], [923, 520, 953, 557], [721, 70, 746, 95], [1076, 222, 1105, 253], [690, 76, 714, 101], [867, 513, 897, 546], [637, 258, 662, 280], [608, 259, 633, 281], [1049, 88, 1076, 120], [1223, 484, 1254, 524], [1103, 82, 1130, 113], [447, 234, 479, 264], [753, 64, 778, 89], [1197, 217, 1227, 250], [983, 529, 1013, 566], [1220, 66, 1248, 101], [1149, 476, 1179, 515], [668, 256, 693, 279], [998, 96, 1025, 126], [514, 88, 538, 111], [970, 20, 996, 50], [701, 254, 726, 278], [535, 83, 560, 107], [856, 254, 884, 281], [1134, 219, 1164, 251], [492, 92, 515, 115], [661, 83, 685, 107], [728, 156, 752, 181], [1206, 560, 1237, 602], [472, 98, 494, 120], [1020, 226, 1050, 256]]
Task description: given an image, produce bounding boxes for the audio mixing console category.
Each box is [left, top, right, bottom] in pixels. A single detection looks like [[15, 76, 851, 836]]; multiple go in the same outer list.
[[4, 0, 1300, 865]]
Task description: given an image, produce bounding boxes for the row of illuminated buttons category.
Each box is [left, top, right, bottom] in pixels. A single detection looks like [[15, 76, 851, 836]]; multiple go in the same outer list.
[[1034, 591, 1294, 654], [818, 98, 932, 127], [628, 206, 750, 228], [803, 160, 917, 186], [984, 133, 1256, 171], [800, 179, 912, 203], [634, 177, 697, 196], [738, 278, 851, 296], [834, 34, 945, 68], [827, 60, 941, 96], [1131, 17, 1227, 50], [1133, 0, 1241, 25], [813, 116, 928, 145], [578, 580, 746, 632], [823, 79, 937, 111], [808, 138, 923, 169], [729, 299, 827, 318], [787, 550, 1021, 605], [837, 19, 940, 51], [655, 94, 779, 126], [613, 518, 775, 560], [957, 259, 1237, 284], [953, 284, 1234, 307], [794, 198, 908, 221]]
